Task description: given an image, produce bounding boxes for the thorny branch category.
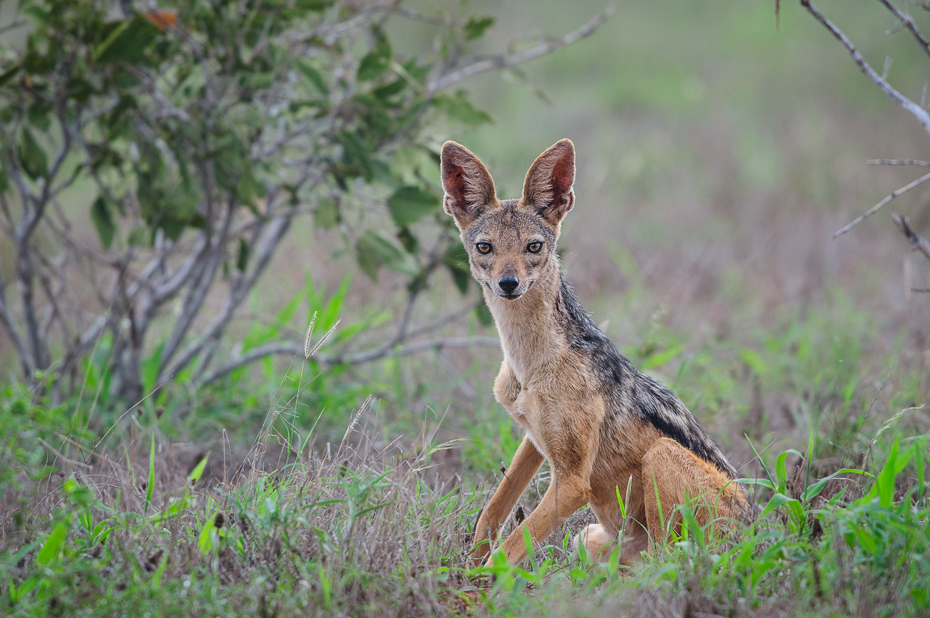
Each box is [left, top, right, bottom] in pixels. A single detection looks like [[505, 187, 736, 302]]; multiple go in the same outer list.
[[867, 159, 930, 167], [891, 210, 930, 262], [801, 0, 930, 253], [877, 0, 930, 59], [800, 0, 930, 140], [833, 171, 930, 238]]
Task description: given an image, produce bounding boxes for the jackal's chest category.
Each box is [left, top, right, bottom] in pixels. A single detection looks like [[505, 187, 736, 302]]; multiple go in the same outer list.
[[507, 388, 553, 459]]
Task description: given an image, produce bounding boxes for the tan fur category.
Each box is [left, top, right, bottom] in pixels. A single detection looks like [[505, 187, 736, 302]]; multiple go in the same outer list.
[[440, 139, 750, 568]]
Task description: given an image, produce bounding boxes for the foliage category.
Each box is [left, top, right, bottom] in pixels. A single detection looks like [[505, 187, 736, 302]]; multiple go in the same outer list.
[[1, 380, 928, 617], [0, 0, 590, 405]]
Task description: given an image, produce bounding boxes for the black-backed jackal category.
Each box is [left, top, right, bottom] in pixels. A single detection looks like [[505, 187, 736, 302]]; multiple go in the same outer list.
[[440, 139, 752, 567]]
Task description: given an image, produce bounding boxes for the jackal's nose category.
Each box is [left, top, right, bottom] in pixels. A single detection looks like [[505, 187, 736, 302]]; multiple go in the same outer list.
[[498, 275, 519, 294]]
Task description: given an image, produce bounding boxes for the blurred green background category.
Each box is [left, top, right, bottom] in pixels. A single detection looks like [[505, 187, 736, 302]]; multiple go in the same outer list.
[[1, 0, 928, 474]]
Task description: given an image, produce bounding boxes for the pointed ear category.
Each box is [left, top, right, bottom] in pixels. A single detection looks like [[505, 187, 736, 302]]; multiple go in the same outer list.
[[440, 141, 498, 226], [521, 139, 575, 226]]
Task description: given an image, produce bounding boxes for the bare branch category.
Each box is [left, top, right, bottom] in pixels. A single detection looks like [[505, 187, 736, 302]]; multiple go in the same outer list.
[[877, 0, 930, 59], [0, 270, 33, 374], [158, 201, 237, 374], [801, 0, 930, 139], [162, 203, 297, 379], [427, 6, 613, 94], [0, 20, 26, 36], [833, 170, 930, 237], [197, 335, 501, 386], [890, 209, 930, 261], [867, 158, 930, 166]]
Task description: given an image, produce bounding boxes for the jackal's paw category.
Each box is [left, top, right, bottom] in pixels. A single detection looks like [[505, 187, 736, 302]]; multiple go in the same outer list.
[[493, 364, 521, 407], [573, 524, 613, 562]]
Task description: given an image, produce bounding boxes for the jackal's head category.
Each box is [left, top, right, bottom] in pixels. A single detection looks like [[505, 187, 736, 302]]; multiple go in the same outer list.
[[440, 139, 575, 301]]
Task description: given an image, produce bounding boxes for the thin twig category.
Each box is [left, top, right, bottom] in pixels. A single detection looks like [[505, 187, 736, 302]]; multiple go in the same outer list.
[[833, 171, 930, 238], [427, 6, 613, 94], [877, 0, 930, 59], [890, 210, 930, 261], [801, 0, 930, 139], [196, 336, 501, 386], [867, 158, 930, 167]]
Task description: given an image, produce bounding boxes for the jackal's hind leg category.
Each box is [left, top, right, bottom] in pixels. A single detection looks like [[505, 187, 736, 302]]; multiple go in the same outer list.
[[641, 437, 743, 549]]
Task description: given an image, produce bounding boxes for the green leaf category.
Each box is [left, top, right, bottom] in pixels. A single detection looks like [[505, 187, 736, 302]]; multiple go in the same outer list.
[[0, 159, 9, 194], [151, 550, 169, 587], [295, 0, 334, 11], [641, 343, 682, 370], [9, 576, 40, 604], [464, 15, 495, 40], [235, 168, 265, 207], [476, 303, 493, 327], [17, 127, 48, 180], [27, 101, 52, 131], [355, 230, 418, 281], [198, 515, 217, 555], [0, 64, 21, 87], [758, 493, 799, 520], [141, 342, 163, 394], [93, 17, 160, 65], [314, 198, 339, 229], [236, 238, 250, 272], [188, 454, 209, 486], [127, 227, 148, 247], [875, 440, 911, 508], [22, 5, 51, 24], [37, 520, 69, 566], [740, 348, 767, 377], [800, 468, 869, 502], [90, 197, 116, 249], [297, 60, 329, 95], [336, 130, 374, 180], [318, 274, 352, 331], [433, 92, 492, 127], [775, 449, 802, 494], [387, 186, 438, 227], [443, 245, 471, 295], [736, 477, 776, 490], [372, 78, 408, 100], [357, 29, 392, 82], [148, 496, 190, 523], [145, 435, 155, 513]]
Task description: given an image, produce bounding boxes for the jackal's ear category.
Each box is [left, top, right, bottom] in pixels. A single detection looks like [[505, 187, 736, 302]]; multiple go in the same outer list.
[[440, 141, 498, 226], [522, 139, 575, 226]]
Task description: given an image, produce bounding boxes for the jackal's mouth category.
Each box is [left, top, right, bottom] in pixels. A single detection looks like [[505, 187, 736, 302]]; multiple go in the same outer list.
[[495, 279, 534, 300]]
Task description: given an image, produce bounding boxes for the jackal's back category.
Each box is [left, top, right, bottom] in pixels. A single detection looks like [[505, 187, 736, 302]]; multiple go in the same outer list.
[[554, 276, 739, 479]]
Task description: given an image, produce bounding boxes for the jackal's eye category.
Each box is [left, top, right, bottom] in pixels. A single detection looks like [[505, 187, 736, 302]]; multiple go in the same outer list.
[[476, 242, 492, 254], [527, 241, 543, 254]]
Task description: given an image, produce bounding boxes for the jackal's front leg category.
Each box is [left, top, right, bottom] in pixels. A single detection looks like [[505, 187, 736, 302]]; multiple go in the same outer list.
[[470, 435, 544, 565], [492, 472, 590, 566]]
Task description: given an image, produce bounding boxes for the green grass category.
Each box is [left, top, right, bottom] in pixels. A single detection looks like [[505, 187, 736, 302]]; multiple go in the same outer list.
[[2, 283, 928, 617], [1, 369, 928, 617]]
